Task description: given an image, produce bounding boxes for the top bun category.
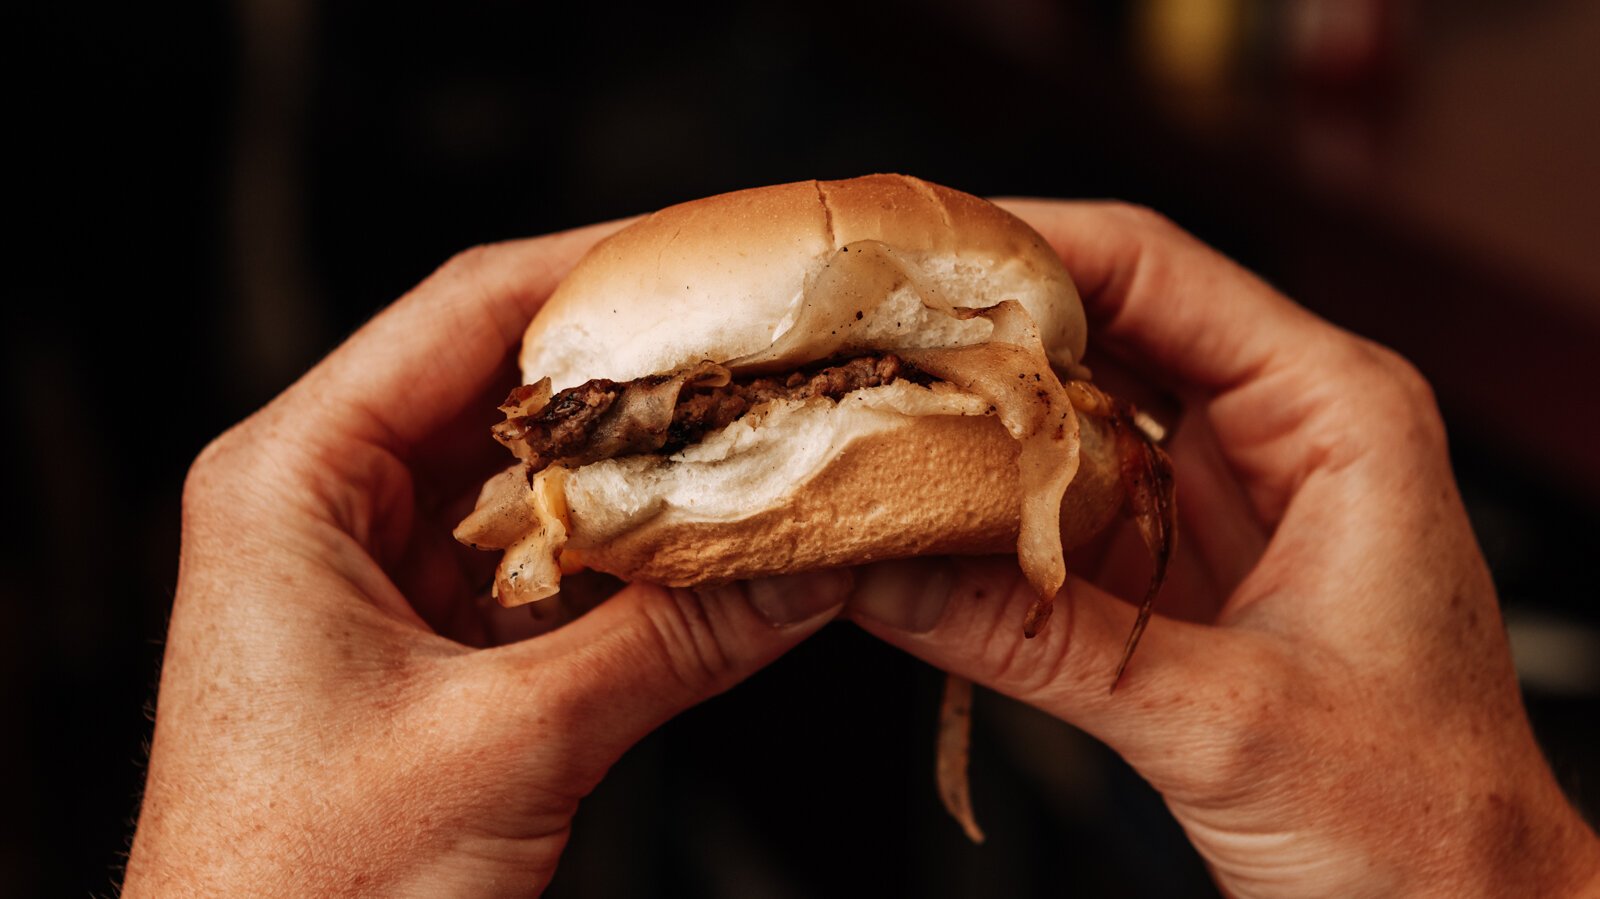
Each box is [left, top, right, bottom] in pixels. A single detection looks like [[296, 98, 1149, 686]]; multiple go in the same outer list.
[[520, 175, 1086, 389]]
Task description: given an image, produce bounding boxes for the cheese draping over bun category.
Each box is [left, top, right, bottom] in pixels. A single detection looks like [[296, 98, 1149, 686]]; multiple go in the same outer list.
[[457, 175, 1169, 643]]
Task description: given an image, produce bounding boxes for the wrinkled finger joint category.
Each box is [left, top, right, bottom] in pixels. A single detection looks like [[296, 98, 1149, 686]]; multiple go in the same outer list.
[[643, 588, 735, 695], [982, 574, 1075, 698]]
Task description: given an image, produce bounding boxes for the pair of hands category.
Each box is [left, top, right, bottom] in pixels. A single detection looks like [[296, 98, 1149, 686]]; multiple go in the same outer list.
[[124, 204, 1599, 897]]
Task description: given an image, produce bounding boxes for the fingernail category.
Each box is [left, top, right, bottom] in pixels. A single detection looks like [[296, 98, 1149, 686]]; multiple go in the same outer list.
[[747, 569, 852, 627], [851, 559, 954, 633]]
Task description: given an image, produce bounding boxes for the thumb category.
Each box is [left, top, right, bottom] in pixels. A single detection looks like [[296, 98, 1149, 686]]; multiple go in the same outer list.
[[493, 569, 851, 759], [846, 557, 1246, 763]]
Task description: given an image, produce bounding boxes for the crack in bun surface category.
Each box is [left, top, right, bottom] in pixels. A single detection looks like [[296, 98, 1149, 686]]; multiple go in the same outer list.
[[521, 174, 1086, 390]]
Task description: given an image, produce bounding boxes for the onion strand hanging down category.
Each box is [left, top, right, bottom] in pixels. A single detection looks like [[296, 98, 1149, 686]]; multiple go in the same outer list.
[[1063, 380, 1177, 691], [1109, 405, 1177, 692], [936, 674, 985, 843]]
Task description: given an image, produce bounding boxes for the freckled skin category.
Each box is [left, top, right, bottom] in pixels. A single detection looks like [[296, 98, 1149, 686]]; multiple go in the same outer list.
[[123, 194, 1600, 899], [123, 224, 851, 897], [847, 201, 1600, 899]]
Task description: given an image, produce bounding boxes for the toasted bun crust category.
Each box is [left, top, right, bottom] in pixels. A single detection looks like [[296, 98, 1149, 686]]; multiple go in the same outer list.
[[507, 175, 1117, 586], [522, 175, 1086, 390], [561, 405, 1124, 586]]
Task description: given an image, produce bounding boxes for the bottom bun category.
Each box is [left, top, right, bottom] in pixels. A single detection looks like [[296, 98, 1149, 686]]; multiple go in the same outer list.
[[555, 397, 1125, 587]]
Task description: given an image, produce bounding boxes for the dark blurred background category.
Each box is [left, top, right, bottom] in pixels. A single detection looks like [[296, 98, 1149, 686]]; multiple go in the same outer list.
[[9, 0, 1599, 895]]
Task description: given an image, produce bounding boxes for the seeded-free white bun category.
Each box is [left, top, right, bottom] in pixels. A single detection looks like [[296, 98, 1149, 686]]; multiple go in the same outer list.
[[515, 175, 1121, 587], [522, 175, 1087, 389]]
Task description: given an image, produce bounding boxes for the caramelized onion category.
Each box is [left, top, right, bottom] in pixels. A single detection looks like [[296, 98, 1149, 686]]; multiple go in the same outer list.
[[584, 361, 730, 461], [453, 465, 538, 551], [453, 467, 573, 606], [1110, 412, 1176, 691], [936, 673, 985, 844], [495, 469, 571, 606], [499, 378, 552, 417]]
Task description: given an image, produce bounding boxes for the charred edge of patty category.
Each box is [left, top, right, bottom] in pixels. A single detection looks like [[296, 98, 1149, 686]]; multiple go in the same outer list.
[[495, 353, 929, 474]]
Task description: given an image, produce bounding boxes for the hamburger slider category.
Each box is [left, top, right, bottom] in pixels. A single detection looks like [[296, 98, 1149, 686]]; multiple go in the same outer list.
[[455, 175, 1175, 840], [457, 173, 1173, 665]]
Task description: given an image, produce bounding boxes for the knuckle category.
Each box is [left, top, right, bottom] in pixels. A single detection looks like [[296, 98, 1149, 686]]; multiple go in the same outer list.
[[417, 243, 502, 303], [185, 430, 231, 482], [984, 631, 1033, 696], [1347, 340, 1448, 445], [181, 425, 248, 513], [1367, 342, 1436, 405], [181, 413, 306, 532], [982, 576, 1082, 701], [434, 242, 498, 283], [1012, 629, 1082, 703], [430, 239, 525, 292], [1105, 201, 1182, 238], [640, 587, 736, 697]]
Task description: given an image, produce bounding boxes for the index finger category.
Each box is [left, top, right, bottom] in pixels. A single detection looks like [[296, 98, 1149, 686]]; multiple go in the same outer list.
[[291, 219, 632, 455], [995, 200, 1337, 393]]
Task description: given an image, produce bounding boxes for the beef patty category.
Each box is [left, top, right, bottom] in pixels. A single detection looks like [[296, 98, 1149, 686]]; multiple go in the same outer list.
[[494, 354, 920, 473]]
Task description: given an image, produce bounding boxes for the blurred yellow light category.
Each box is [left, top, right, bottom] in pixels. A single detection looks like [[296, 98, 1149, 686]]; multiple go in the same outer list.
[[1136, 0, 1245, 90]]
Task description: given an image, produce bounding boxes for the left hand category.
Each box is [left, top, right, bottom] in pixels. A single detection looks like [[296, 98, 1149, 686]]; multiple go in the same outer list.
[[123, 225, 849, 897]]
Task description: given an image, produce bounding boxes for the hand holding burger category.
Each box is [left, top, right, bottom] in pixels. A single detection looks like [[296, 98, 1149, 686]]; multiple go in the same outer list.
[[455, 175, 1172, 658], [123, 220, 855, 896], [451, 175, 1176, 840], [125, 183, 1600, 898], [850, 200, 1600, 897]]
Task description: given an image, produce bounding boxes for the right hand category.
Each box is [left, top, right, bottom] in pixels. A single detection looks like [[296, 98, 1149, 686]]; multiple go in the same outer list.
[[847, 202, 1600, 898]]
